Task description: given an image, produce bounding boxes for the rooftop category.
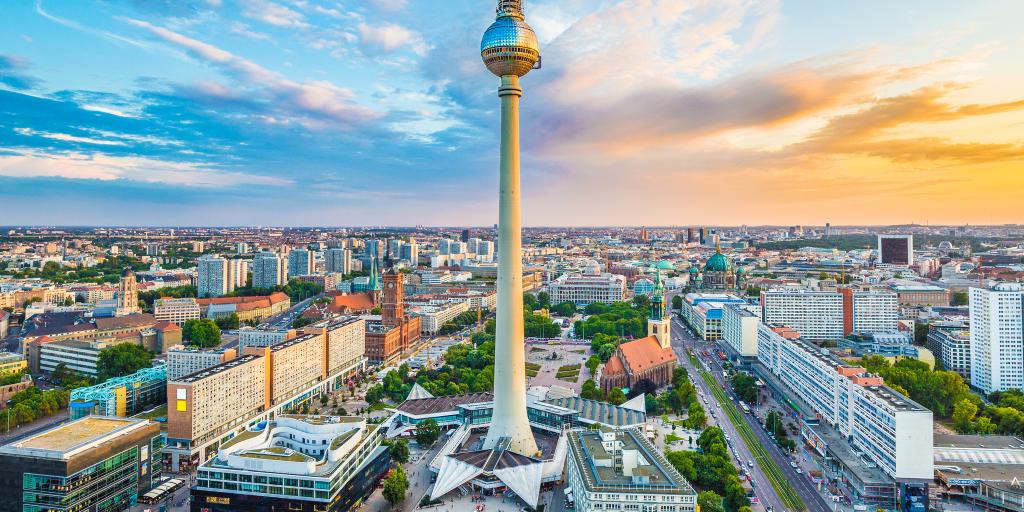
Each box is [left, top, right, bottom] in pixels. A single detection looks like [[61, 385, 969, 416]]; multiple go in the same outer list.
[[396, 392, 493, 416], [173, 354, 260, 384], [568, 428, 694, 495], [0, 416, 153, 459]]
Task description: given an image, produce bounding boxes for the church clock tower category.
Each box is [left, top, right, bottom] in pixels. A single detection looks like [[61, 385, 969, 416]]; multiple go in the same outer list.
[[648, 270, 671, 349]]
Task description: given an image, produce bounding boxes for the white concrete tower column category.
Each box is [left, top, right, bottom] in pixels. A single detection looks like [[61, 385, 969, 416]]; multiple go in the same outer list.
[[480, 0, 540, 456]]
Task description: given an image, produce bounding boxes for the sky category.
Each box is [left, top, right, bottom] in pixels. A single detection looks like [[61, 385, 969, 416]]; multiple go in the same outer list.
[[1, 0, 1023, 227]]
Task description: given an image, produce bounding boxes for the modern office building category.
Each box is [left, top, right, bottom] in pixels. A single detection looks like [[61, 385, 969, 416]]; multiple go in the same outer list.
[[927, 322, 972, 380], [39, 338, 127, 377], [565, 428, 697, 512], [0, 416, 162, 511], [969, 284, 1024, 394], [191, 415, 389, 512], [154, 297, 201, 325], [324, 247, 352, 275], [548, 270, 626, 307], [878, 234, 914, 267], [166, 345, 237, 380], [757, 324, 934, 482], [288, 248, 314, 277], [722, 303, 761, 360], [69, 365, 167, 419], [198, 255, 229, 298], [252, 251, 287, 289]]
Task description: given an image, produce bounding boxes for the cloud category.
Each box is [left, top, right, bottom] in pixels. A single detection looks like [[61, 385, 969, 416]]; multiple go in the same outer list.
[[230, 21, 271, 41], [35, 0, 149, 48], [240, 0, 309, 29], [126, 19, 378, 127], [358, 22, 427, 56], [0, 149, 291, 187], [0, 55, 40, 90], [370, 0, 406, 12], [15, 127, 127, 146]]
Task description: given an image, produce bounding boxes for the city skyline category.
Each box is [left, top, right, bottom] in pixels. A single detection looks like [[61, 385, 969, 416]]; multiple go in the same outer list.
[[2, 0, 1023, 226]]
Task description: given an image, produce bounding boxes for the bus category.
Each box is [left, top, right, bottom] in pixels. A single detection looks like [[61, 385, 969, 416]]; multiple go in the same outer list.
[[739, 401, 751, 414]]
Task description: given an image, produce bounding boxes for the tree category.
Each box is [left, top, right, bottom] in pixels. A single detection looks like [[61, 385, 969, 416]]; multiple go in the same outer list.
[[586, 356, 601, 376], [537, 291, 551, 309], [388, 439, 410, 464], [672, 295, 683, 310], [913, 322, 929, 346], [698, 491, 725, 512], [953, 398, 979, 433], [215, 313, 240, 330], [182, 318, 221, 348], [97, 344, 154, 381], [416, 418, 441, 446], [686, 401, 707, 429], [581, 379, 601, 400], [952, 291, 969, 306], [382, 465, 409, 508], [607, 387, 627, 405], [731, 373, 758, 404], [551, 301, 577, 317]]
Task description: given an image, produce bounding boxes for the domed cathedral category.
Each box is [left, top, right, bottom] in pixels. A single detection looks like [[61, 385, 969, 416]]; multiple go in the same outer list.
[[695, 241, 744, 292]]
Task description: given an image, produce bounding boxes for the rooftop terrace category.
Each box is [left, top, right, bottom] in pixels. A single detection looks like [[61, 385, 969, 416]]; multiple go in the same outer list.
[[0, 416, 152, 459]]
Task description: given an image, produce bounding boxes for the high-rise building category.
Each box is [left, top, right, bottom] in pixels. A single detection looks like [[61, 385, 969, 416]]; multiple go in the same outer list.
[[878, 234, 914, 267], [226, 258, 248, 291], [146, 242, 162, 256], [236, 242, 249, 254], [197, 255, 228, 298], [686, 227, 696, 243], [325, 247, 352, 274], [460, 229, 471, 242], [476, 240, 494, 260], [116, 267, 140, 315], [252, 251, 287, 289], [927, 322, 971, 380], [166, 345, 237, 380], [970, 283, 1024, 395], [825, 222, 832, 238], [399, 239, 419, 265], [365, 239, 384, 259], [287, 248, 314, 276], [761, 287, 897, 340], [192, 241, 205, 253]]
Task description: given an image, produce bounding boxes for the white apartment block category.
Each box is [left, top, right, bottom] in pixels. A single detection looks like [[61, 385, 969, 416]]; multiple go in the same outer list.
[[761, 288, 844, 341], [411, 301, 470, 334], [722, 303, 760, 358], [322, 317, 366, 376], [226, 258, 248, 291], [851, 291, 898, 334], [39, 339, 111, 376], [166, 345, 235, 380], [252, 251, 287, 289], [197, 255, 228, 298], [757, 324, 934, 480], [548, 272, 626, 307], [154, 297, 201, 325], [970, 284, 1024, 395], [237, 328, 291, 352]]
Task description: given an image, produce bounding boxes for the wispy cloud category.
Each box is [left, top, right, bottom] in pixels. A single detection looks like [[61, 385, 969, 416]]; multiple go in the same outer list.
[[35, 0, 149, 48], [240, 0, 309, 29], [0, 55, 40, 90], [358, 22, 427, 56]]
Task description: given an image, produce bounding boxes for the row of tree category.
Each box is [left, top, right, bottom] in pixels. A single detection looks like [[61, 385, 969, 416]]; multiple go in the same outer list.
[[859, 356, 974, 418], [666, 427, 752, 512], [573, 301, 648, 340]]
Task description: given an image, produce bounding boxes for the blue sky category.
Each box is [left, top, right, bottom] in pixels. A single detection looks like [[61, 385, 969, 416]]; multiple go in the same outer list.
[[1, 0, 1023, 226]]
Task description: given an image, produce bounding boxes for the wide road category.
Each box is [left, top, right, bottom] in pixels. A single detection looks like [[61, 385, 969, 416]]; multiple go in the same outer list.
[[669, 321, 788, 512], [672, 314, 832, 512]]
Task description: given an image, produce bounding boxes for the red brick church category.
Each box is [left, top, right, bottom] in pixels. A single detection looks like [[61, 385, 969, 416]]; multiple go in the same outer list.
[[600, 274, 678, 392]]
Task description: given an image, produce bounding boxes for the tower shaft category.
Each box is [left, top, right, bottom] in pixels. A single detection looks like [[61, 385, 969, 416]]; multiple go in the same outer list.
[[484, 75, 538, 455]]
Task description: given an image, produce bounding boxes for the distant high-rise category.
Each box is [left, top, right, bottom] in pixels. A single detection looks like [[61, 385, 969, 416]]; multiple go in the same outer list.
[[970, 283, 1024, 395], [460, 229, 471, 242], [116, 267, 140, 316], [287, 248, 314, 276], [686, 227, 695, 244], [825, 223, 832, 238], [325, 247, 352, 275], [878, 234, 914, 267], [226, 258, 248, 291], [236, 242, 249, 254], [399, 239, 419, 265], [252, 251, 287, 289], [197, 255, 228, 298]]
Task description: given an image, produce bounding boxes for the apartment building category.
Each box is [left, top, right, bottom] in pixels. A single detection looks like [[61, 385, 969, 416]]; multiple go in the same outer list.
[[927, 322, 971, 380], [548, 272, 626, 306], [324, 247, 352, 274], [761, 288, 844, 340], [154, 297, 201, 325], [721, 303, 760, 359], [287, 248, 314, 276], [197, 255, 228, 298], [252, 251, 287, 289], [757, 324, 934, 482], [410, 300, 470, 334], [321, 317, 366, 377], [679, 293, 746, 340], [245, 333, 325, 406], [237, 328, 292, 352], [167, 355, 268, 469], [969, 284, 1024, 395], [166, 345, 237, 380]]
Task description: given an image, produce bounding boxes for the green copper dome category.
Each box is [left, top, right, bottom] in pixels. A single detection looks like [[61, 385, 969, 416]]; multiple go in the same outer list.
[[656, 260, 673, 270], [704, 252, 730, 272]]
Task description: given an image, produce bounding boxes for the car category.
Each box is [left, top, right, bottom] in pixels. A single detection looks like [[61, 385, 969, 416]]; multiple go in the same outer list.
[[796, 468, 803, 474], [748, 460, 754, 468]]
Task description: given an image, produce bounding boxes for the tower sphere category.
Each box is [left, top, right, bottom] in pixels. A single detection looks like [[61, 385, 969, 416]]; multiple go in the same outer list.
[[481, 12, 540, 77]]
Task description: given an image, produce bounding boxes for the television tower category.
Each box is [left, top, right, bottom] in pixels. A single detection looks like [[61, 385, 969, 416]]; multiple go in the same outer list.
[[481, 0, 540, 455]]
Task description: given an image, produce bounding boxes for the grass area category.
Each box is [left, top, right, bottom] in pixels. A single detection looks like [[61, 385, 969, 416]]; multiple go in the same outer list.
[[665, 433, 683, 444], [525, 362, 541, 377], [133, 404, 168, 421], [571, 349, 586, 354], [529, 347, 548, 353], [689, 352, 806, 511], [556, 373, 579, 383], [557, 364, 581, 372]]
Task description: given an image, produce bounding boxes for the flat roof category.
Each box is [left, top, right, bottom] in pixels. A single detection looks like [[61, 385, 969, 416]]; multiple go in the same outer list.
[[173, 354, 261, 384], [0, 416, 152, 460], [569, 428, 694, 495]]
